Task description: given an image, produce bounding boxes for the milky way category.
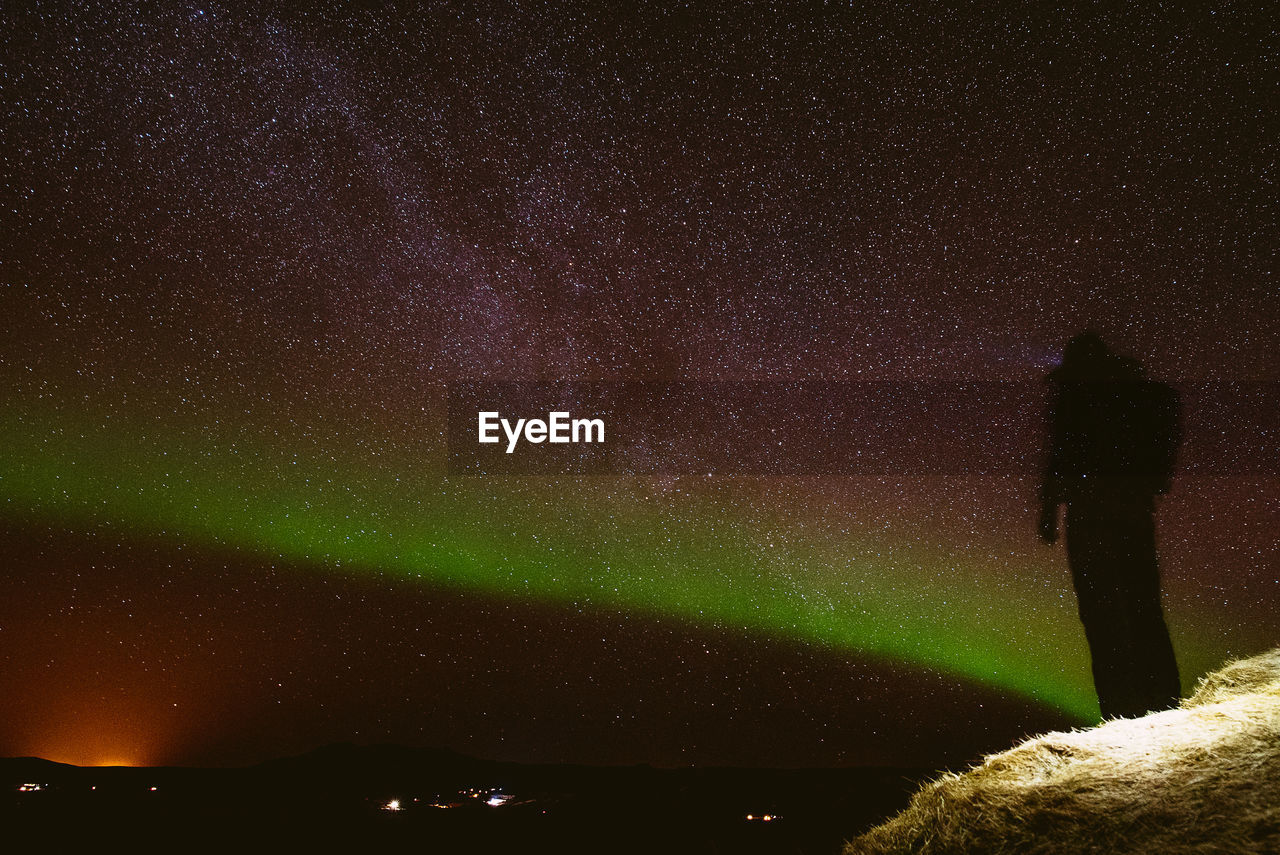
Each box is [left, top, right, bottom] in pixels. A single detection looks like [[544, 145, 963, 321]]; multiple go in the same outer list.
[[1, 1, 1275, 767]]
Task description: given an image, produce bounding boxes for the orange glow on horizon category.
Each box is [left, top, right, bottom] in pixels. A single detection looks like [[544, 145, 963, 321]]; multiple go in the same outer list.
[[22, 701, 177, 768], [9, 669, 203, 768], [90, 757, 146, 768], [38, 745, 154, 768]]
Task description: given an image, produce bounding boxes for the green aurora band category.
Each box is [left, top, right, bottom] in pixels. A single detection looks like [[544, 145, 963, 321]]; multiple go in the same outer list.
[[0, 399, 1240, 723]]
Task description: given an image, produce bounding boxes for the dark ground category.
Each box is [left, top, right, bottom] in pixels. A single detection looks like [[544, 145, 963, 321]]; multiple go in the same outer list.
[[0, 746, 932, 853]]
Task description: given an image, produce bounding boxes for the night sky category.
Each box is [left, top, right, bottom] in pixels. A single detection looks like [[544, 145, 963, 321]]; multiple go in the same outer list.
[[2, 1, 1276, 769]]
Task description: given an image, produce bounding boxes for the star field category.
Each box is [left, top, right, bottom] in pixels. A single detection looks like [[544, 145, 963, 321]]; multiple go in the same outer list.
[[0, 1, 1276, 767]]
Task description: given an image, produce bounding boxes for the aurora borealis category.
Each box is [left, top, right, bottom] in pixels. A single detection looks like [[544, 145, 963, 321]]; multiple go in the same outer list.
[[2, 1, 1276, 769]]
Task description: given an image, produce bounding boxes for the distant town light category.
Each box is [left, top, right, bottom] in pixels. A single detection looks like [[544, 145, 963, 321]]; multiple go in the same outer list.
[[383, 799, 402, 811]]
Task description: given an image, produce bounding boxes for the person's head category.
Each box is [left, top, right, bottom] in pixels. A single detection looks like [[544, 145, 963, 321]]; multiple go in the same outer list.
[[1062, 330, 1109, 367]]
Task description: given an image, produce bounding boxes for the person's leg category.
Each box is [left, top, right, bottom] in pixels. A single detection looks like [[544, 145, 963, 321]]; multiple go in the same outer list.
[[1130, 595, 1181, 712], [1094, 493, 1181, 717], [1066, 504, 1135, 718], [1116, 504, 1181, 712], [1071, 580, 1132, 719]]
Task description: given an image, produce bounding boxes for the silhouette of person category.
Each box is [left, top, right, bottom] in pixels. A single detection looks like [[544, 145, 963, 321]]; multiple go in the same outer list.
[[1038, 331, 1182, 719]]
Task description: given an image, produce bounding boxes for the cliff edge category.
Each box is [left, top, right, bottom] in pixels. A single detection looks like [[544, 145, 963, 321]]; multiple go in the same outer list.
[[846, 648, 1280, 854]]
